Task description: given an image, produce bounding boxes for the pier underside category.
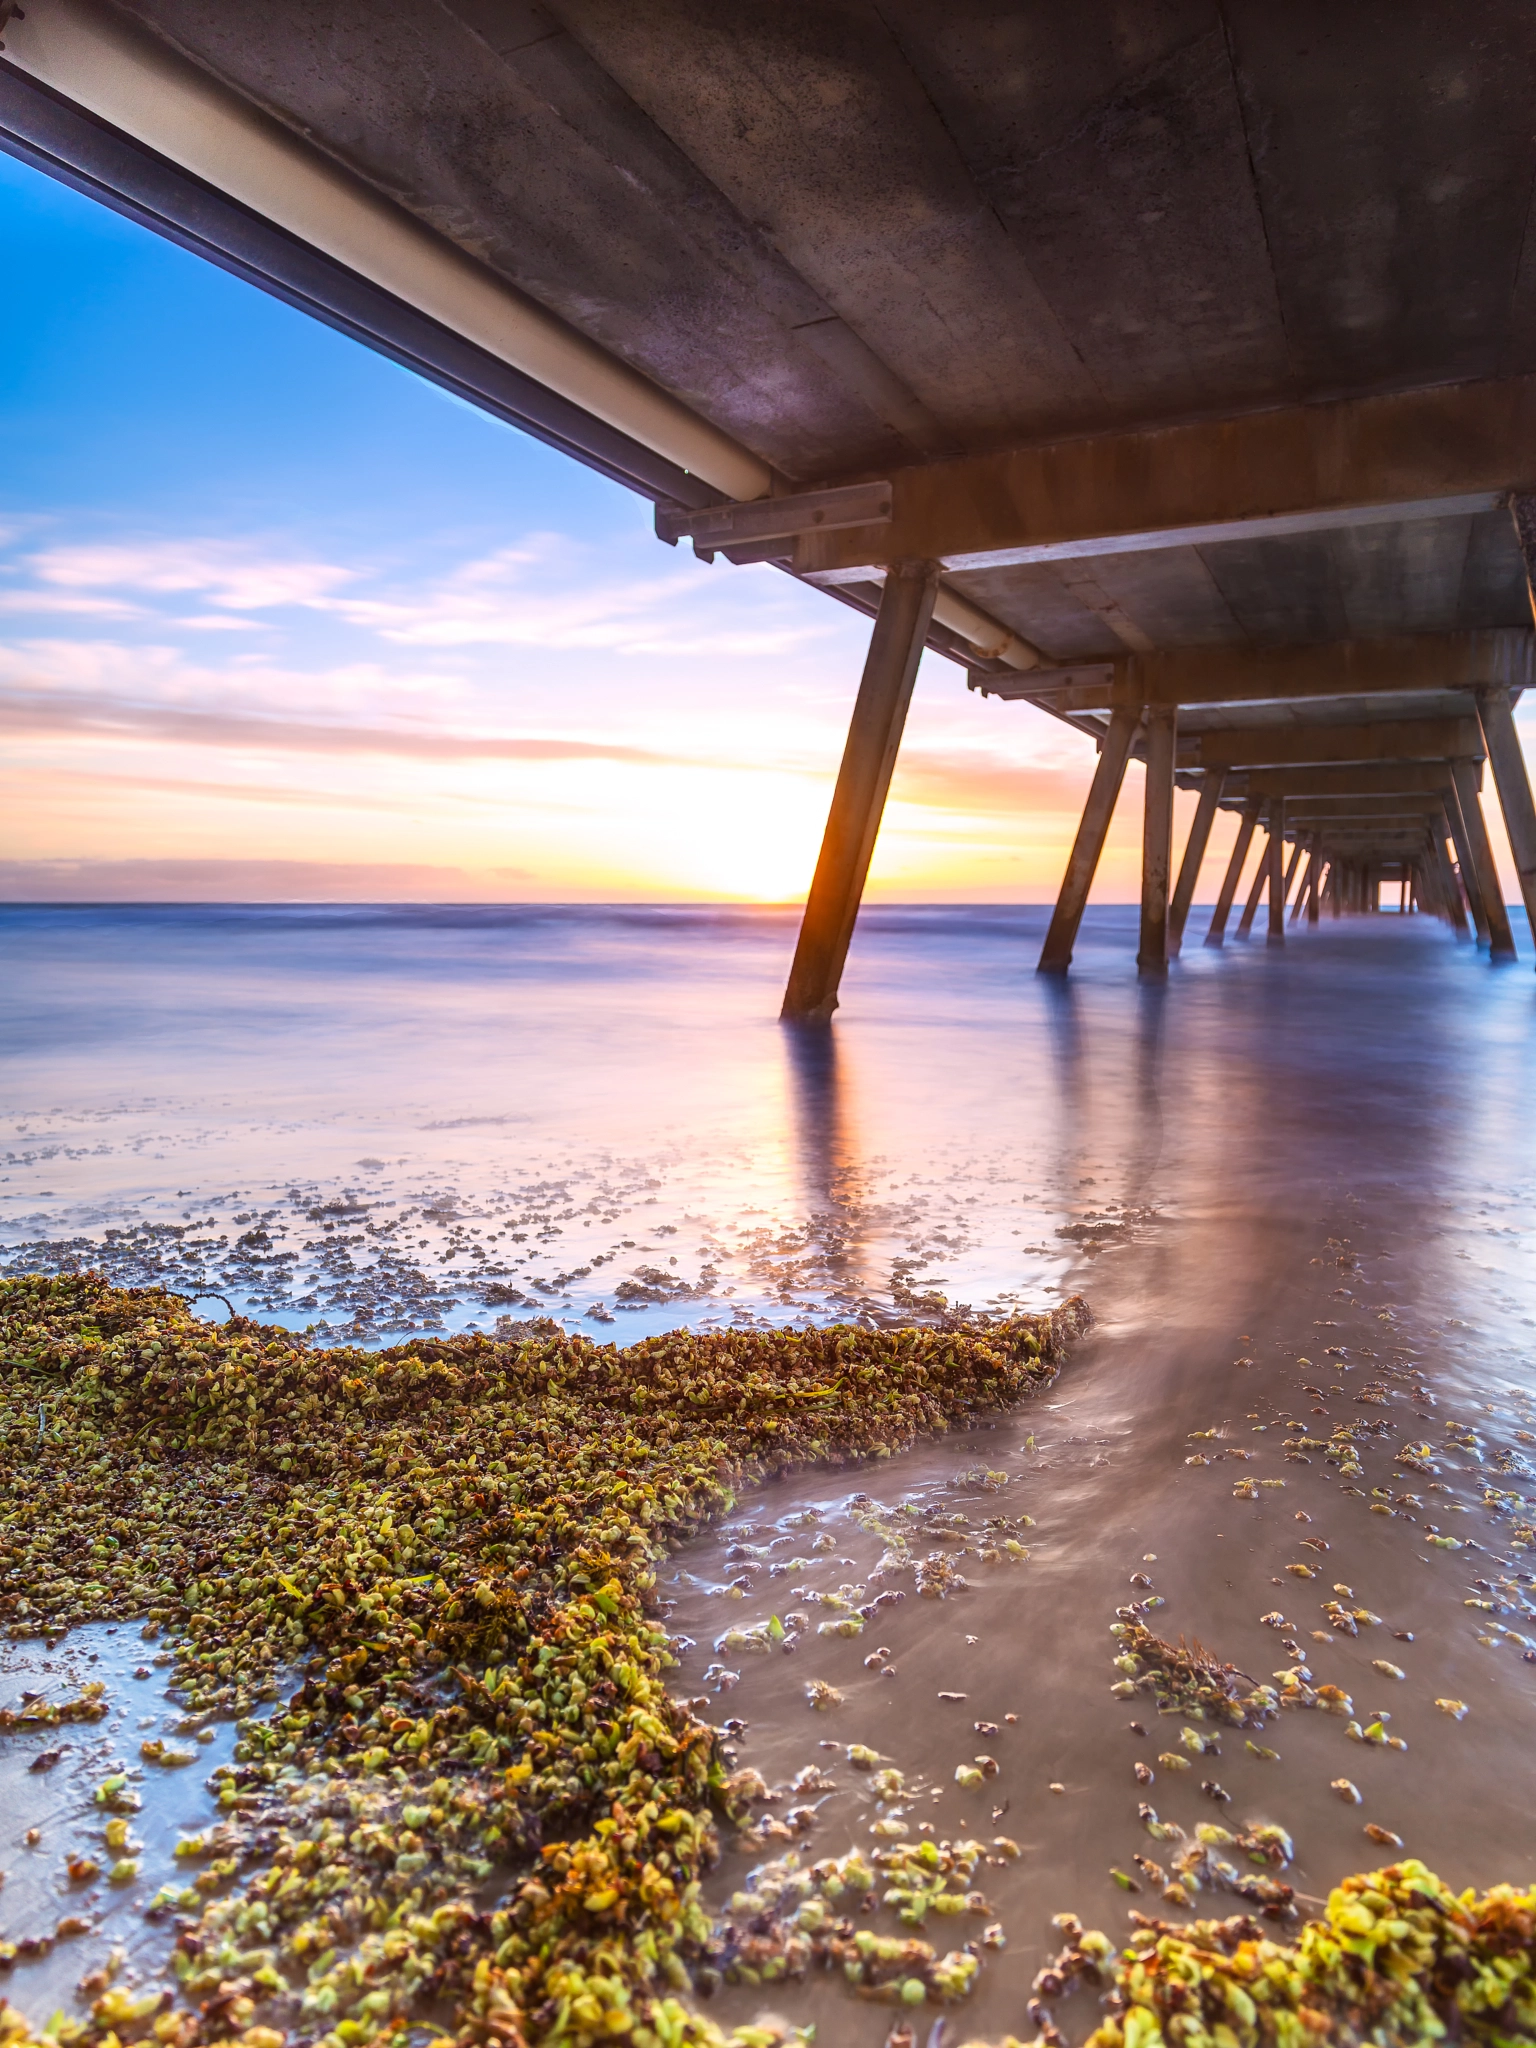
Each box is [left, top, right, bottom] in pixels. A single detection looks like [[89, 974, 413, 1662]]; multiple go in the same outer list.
[[5, 2, 1536, 1002]]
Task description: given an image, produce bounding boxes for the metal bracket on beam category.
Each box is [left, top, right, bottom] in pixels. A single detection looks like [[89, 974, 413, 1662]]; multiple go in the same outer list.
[[968, 663, 1113, 703], [655, 480, 892, 553]]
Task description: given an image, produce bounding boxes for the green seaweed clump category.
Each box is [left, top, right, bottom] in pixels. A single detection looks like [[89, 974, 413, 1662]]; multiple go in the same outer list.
[[1022, 1861, 1536, 2048], [0, 1274, 1085, 2048], [705, 1835, 1015, 2005]]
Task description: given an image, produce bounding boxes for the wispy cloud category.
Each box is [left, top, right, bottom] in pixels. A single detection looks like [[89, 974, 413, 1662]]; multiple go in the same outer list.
[[27, 539, 356, 610], [0, 589, 145, 619], [894, 751, 1087, 815], [0, 856, 538, 901], [0, 684, 680, 766], [326, 546, 821, 655], [5, 532, 828, 657]]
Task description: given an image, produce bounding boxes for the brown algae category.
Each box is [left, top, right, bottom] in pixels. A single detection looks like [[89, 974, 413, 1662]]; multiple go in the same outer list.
[[0, 1275, 1086, 2048]]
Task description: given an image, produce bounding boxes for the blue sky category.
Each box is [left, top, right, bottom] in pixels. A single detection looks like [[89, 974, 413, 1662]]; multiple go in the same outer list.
[[4, 142, 1494, 905]]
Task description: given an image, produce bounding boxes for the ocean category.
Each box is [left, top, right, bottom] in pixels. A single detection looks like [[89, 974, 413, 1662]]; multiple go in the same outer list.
[[3, 901, 1536, 2038]]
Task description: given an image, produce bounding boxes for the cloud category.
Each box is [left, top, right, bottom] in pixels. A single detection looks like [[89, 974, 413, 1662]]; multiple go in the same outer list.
[[24, 539, 357, 610], [0, 760, 500, 815], [327, 546, 821, 655], [0, 683, 678, 766], [0, 589, 144, 619], [3, 531, 832, 659], [0, 857, 538, 901], [893, 750, 1089, 815], [0, 662, 1086, 824]]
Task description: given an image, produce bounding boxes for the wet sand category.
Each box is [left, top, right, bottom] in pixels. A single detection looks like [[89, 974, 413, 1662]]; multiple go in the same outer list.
[[3, 904, 1536, 2038]]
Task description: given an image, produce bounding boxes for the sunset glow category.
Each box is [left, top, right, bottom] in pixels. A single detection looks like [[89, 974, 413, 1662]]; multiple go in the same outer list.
[[1, 151, 1525, 908]]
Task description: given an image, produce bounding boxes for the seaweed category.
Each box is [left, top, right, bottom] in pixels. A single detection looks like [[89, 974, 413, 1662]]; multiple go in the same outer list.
[[1079, 1859, 1536, 2047], [0, 1275, 1087, 2048], [1107, 1623, 1277, 1728]]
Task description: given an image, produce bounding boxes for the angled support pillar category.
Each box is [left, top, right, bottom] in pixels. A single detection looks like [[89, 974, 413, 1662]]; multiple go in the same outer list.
[[1451, 757, 1516, 960], [1169, 768, 1224, 956], [1138, 705, 1178, 975], [1281, 835, 1303, 904], [1444, 790, 1490, 943], [1413, 841, 1439, 921], [1431, 823, 1471, 940], [1423, 846, 1442, 916], [1236, 813, 1274, 938], [1038, 701, 1139, 975], [782, 561, 938, 1019], [1477, 686, 1536, 951], [1267, 812, 1292, 944], [1205, 798, 1261, 947], [1290, 844, 1316, 922]]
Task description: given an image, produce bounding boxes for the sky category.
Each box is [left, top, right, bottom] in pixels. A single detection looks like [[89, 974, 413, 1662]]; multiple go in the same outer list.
[[0, 147, 1525, 905]]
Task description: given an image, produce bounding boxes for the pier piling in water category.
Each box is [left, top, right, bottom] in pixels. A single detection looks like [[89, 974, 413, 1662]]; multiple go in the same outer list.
[[780, 563, 938, 1020]]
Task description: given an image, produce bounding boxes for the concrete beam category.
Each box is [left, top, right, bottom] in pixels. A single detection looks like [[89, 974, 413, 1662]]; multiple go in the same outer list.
[[1184, 717, 1482, 772], [793, 377, 1536, 577], [1313, 827, 1443, 845], [658, 480, 890, 551], [0, 0, 772, 507], [1283, 795, 1447, 818], [1230, 762, 1465, 799], [970, 631, 1534, 711]]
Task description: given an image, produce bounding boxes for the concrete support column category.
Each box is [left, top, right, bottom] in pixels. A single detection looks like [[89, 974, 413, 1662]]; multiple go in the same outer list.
[[1477, 686, 1536, 949], [1444, 788, 1490, 943], [1236, 815, 1273, 938], [1290, 844, 1315, 922], [1137, 705, 1177, 976], [1168, 769, 1223, 956], [1307, 846, 1322, 924], [1431, 823, 1471, 940], [782, 561, 938, 1020], [1205, 798, 1261, 947], [1038, 703, 1139, 975], [1450, 756, 1516, 960], [1266, 797, 1287, 944]]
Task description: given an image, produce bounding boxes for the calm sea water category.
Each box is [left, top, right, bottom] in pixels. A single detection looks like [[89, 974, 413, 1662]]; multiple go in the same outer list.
[[4, 902, 1536, 2039]]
